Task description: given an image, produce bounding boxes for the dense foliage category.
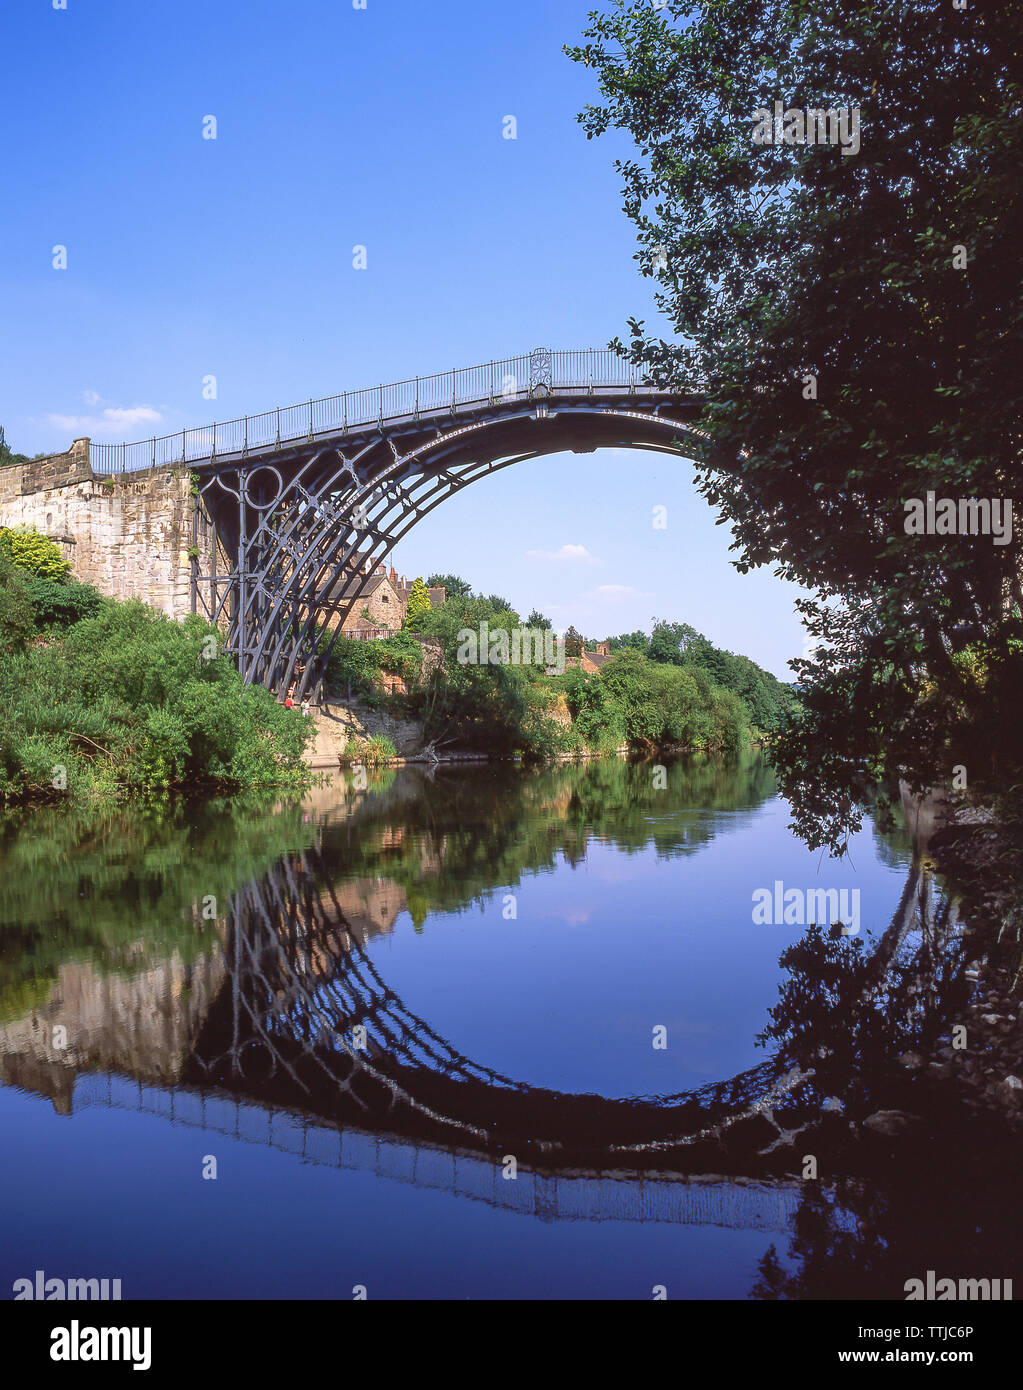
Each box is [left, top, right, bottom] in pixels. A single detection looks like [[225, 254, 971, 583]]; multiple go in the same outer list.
[[568, 0, 1022, 852], [0, 526, 71, 580], [0, 554, 36, 652], [563, 648, 749, 753], [323, 587, 757, 758], [607, 620, 796, 732], [0, 530, 312, 805], [320, 626, 423, 697]]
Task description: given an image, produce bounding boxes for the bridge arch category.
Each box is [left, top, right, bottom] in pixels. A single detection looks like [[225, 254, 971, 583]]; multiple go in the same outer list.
[[92, 350, 702, 696], [250, 403, 701, 698], [182, 842, 945, 1171]]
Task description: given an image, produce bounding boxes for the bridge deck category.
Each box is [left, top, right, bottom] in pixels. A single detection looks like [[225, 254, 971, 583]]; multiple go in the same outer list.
[[87, 348, 694, 474]]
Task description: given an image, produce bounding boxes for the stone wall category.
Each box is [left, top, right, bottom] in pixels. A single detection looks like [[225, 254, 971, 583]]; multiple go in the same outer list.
[[0, 944, 229, 1111], [305, 699, 425, 766], [0, 438, 224, 620]]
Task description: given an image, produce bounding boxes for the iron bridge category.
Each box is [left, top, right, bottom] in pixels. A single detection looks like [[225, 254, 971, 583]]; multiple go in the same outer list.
[[92, 348, 703, 698]]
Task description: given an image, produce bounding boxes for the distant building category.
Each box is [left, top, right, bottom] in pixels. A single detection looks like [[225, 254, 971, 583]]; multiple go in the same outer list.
[[320, 561, 445, 635], [567, 640, 612, 674], [392, 572, 447, 620]]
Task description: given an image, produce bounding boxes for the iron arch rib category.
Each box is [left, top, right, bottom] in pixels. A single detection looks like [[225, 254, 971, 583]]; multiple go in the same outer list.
[[201, 402, 701, 695], [153, 353, 703, 695]]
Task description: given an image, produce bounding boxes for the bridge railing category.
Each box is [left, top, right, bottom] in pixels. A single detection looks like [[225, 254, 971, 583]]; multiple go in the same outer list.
[[87, 348, 646, 474]]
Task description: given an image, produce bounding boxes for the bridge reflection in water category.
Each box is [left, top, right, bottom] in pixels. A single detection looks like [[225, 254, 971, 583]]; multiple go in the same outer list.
[[172, 838, 961, 1163], [185, 844, 801, 1161], [72, 1072, 813, 1234], [0, 845, 960, 1242], [0, 761, 976, 1284]]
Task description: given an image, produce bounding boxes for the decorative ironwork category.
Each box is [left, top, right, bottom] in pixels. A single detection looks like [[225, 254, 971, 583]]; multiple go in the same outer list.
[[94, 350, 701, 697], [528, 346, 553, 395]]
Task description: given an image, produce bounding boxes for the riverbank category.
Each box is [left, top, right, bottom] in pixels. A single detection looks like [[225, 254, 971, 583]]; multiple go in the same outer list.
[[304, 697, 748, 770]]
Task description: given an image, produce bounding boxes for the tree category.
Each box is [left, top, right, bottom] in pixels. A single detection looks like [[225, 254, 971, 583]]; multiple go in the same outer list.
[[568, 1, 1023, 850], [484, 592, 514, 614], [403, 576, 433, 630], [427, 573, 472, 599], [563, 625, 585, 658], [526, 609, 552, 630], [648, 620, 701, 666], [0, 427, 28, 468], [607, 630, 649, 655]]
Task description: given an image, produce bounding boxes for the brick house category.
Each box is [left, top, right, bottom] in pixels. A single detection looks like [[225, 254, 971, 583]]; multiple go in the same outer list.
[[320, 562, 445, 636], [567, 640, 612, 674], [393, 573, 447, 621]]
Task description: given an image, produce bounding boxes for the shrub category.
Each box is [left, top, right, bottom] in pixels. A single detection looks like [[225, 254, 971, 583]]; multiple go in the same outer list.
[[376, 629, 423, 682], [0, 526, 71, 580], [319, 631, 379, 693], [0, 555, 36, 651], [25, 576, 102, 629], [0, 598, 313, 806], [365, 734, 397, 764]]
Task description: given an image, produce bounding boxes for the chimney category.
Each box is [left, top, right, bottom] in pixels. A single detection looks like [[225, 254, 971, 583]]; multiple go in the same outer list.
[[390, 566, 397, 585]]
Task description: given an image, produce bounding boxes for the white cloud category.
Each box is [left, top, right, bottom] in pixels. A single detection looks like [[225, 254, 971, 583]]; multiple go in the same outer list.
[[48, 405, 163, 437], [525, 543, 599, 563]]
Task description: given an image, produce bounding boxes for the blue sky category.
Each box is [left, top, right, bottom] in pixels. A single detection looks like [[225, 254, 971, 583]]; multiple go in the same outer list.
[[0, 0, 806, 677]]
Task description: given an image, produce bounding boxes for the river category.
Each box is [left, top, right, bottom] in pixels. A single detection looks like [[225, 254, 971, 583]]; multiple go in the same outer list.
[[0, 754, 1017, 1299]]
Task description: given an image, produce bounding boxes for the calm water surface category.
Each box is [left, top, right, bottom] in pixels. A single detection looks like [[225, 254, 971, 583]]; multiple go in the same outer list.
[[0, 755, 1015, 1298]]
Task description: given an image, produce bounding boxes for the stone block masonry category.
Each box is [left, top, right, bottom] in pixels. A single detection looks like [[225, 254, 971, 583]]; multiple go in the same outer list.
[[0, 438, 226, 620]]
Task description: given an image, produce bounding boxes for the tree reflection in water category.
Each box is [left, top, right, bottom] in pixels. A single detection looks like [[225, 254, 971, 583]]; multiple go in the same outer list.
[[1, 755, 1013, 1298]]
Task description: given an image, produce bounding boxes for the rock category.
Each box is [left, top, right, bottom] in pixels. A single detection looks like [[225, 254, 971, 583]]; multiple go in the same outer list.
[[863, 1109, 922, 1136], [928, 1062, 952, 1080], [981, 1013, 1006, 1025], [821, 1096, 844, 1112], [898, 1052, 925, 1070], [997, 1076, 1023, 1109]]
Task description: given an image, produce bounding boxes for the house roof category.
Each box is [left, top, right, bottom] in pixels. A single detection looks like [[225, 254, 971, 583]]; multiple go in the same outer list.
[[321, 571, 446, 608], [394, 582, 446, 606], [323, 572, 393, 603]]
